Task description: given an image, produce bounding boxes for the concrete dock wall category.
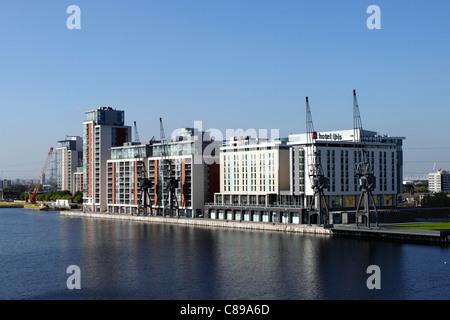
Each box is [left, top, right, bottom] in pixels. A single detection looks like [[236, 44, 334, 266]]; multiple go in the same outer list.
[[60, 211, 333, 235], [59, 211, 449, 244], [332, 226, 449, 244]]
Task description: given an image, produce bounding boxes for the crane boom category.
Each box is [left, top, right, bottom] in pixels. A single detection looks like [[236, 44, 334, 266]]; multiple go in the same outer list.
[[30, 147, 54, 203], [353, 89, 378, 227], [305, 97, 329, 225], [133, 121, 151, 215], [158, 117, 179, 216], [134, 121, 140, 143]]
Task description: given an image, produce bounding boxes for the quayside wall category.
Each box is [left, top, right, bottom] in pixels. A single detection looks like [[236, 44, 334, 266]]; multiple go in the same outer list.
[[60, 211, 332, 235], [331, 226, 449, 244], [60, 211, 449, 244]]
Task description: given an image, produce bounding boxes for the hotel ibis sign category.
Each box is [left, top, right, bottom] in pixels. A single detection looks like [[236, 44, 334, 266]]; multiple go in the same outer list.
[[317, 133, 343, 141]]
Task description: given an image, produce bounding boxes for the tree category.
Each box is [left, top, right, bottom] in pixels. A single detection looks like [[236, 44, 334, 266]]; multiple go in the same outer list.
[[421, 192, 450, 207], [73, 191, 83, 204]]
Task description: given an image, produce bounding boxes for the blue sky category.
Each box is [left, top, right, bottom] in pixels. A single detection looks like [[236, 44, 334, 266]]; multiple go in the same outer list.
[[1, 0, 449, 180]]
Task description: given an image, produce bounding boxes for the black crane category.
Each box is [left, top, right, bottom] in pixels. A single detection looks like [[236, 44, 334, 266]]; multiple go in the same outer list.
[[305, 97, 330, 225], [134, 121, 151, 215], [159, 118, 179, 217], [353, 90, 378, 228]]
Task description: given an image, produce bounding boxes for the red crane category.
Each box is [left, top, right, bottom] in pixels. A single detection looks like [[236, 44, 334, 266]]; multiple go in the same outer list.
[[29, 147, 54, 203]]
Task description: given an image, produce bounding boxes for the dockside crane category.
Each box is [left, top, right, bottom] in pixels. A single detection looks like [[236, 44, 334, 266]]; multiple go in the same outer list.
[[134, 121, 151, 215], [28, 147, 54, 203], [305, 97, 330, 225], [159, 117, 179, 217], [353, 90, 378, 228]]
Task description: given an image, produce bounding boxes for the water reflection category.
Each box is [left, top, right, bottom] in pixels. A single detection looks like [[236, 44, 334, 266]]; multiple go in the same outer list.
[[0, 209, 448, 299], [66, 217, 447, 300]]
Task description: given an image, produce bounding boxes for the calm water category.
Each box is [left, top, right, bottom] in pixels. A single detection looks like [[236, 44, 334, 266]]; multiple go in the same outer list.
[[0, 208, 448, 300]]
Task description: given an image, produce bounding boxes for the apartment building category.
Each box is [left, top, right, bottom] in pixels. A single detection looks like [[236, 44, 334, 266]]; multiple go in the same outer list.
[[147, 127, 220, 217], [73, 167, 83, 194], [55, 136, 82, 194], [105, 127, 220, 217], [106, 142, 151, 214], [82, 107, 131, 212]]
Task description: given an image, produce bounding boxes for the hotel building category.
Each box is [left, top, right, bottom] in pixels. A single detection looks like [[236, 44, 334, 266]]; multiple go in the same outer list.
[[55, 136, 82, 194], [82, 107, 131, 212], [206, 128, 405, 224]]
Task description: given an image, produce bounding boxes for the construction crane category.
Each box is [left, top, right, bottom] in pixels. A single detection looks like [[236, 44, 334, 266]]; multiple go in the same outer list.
[[159, 117, 179, 217], [353, 89, 378, 228], [305, 97, 330, 225], [28, 147, 54, 203], [134, 121, 151, 215]]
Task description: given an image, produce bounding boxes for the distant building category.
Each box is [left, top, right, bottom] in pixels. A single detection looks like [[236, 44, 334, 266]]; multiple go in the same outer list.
[[56, 136, 82, 194], [82, 107, 132, 212], [428, 170, 450, 193], [2, 179, 11, 189]]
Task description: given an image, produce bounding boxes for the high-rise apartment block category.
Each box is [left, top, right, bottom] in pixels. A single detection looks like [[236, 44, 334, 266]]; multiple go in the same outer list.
[[82, 107, 131, 212]]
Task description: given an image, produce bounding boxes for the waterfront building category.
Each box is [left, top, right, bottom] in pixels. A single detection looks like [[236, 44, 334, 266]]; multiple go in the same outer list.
[[208, 136, 292, 221], [73, 167, 83, 194], [55, 136, 82, 194], [147, 127, 220, 217], [106, 141, 152, 215], [82, 107, 131, 212], [206, 128, 405, 224], [428, 170, 450, 193], [106, 127, 220, 216], [288, 129, 404, 211]]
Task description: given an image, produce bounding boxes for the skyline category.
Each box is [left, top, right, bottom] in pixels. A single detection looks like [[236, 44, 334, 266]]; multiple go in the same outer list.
[[1, 1, 450, 180]]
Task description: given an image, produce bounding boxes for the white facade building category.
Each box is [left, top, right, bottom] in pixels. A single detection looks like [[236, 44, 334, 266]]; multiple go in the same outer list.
[[207, 128, 405, 224], [288, 129, 405, 209]]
